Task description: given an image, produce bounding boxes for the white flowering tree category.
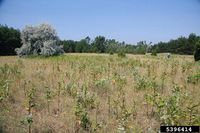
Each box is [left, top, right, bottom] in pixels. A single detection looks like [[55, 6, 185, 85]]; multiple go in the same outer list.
[[15, 23, 64, 56]]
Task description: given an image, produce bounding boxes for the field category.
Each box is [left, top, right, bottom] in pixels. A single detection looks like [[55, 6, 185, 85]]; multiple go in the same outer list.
[[0, 53, 200, 133]]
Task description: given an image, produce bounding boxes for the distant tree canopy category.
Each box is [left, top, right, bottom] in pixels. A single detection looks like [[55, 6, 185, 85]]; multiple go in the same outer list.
[[1, 24, 200, 56], [59, 38, 149, 54], [60, 40, 76, 53], [0, 25, 21, 55], [150, 33, 200, 55], [91, 36, 106, 53], [16, 23, 64, 56], [59, 34, 200, 55]]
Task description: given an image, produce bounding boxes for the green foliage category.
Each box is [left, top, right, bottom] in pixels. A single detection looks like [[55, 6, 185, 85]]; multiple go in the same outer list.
[[80, 111, 91, 130], [54, 33, 200, 55], [109, 51, 114, 55], [20, 114, 33, 125], [135, 41, 148, 54], [92, 36, 106, 53], [22, 86, 37, 133], [194, 46, 200, 61], [94, 78, 110, 93], [1, 23, 200, 55], [74, 85, 94, 131], [44, 86, 53, 113], [0, 63, 21, 78], [111, 83, 133, 132], [1, 51, 200, 132], [116, 92, 132, 132], [60, 37, 152, 54], [45, 86, 52, 101], [75, 102, 91, 131], [181, 62, 192, 73], [145, 85, 200, 126], [59, 40, 76, 53], [132, 69, 157, 90], [64, 82, 77, 98], [118, 51, 126, 58], [151, 33, 200, 55], [160, 86, 182, 125], [75, 39, 90, 53], [187, 72, 200, 84], [78, 85, 95, 110], [26, 87, 36, 110], [0, 63, 21, 102], [0, 24, 22, 55], [184, 99, 200, 125], [161, 72, 167, 92], [151, 50, 157, 56], [135, 76, 148, 90], [145, 86, 182, 125], [112, 73, 127, 90], [20, 114, 34, 133], [0, 79, 11, 102]]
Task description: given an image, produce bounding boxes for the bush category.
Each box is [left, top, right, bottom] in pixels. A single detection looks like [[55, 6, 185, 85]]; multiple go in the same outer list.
[[118, 51, 126, 58], [151, 50, 157, 56], [194, 47, 200, 61], [15, 23, 64, 57], [109, 51, 114, 55]]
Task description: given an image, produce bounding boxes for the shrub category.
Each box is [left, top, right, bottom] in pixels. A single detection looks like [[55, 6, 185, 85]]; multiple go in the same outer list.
[[118, 51, 126, 58], [15, 23, 64, 57], [194, 47, 200, 61], [151, 50, 157, 56], [109, 51, 114, 55], [194, 40, 200, 61]]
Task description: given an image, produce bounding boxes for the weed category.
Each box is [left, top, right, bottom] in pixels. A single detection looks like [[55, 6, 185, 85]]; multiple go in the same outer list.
[[74, 85, 94, 131], [64, 82, 77, 98], [44, 86, 53, 114], [187, 72, 200, 84], [22, 86, 36, 133]]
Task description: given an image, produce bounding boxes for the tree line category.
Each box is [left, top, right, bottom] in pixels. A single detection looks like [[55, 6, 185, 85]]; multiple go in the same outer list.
[[59, 34, 200, 56], [150, 33, 200, 55], [0, 24, 200, 56], [60, 37, 150, 54]]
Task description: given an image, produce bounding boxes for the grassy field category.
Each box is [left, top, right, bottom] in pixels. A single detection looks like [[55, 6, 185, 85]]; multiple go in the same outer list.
[[0, 53, 200, 133]]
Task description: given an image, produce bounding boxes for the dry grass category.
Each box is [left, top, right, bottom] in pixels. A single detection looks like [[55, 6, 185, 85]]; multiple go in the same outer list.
[[0, 54, 199, 133]]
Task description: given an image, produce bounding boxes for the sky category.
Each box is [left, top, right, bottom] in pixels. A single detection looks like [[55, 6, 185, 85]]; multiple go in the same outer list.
[[0, 0, 200, 44]]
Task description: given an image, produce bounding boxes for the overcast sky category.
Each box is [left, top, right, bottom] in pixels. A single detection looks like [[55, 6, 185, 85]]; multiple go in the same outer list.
[[0, 0, 200, 44]]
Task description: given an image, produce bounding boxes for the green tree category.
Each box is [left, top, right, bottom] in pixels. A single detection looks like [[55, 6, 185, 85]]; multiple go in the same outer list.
[[75, 39, 90, 53], [0, 25, 22, 55], [151, 33, 199, 55], [92, 36, 106, 53], [136, 41, 147, 54], [60, 40, 76, 53]]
